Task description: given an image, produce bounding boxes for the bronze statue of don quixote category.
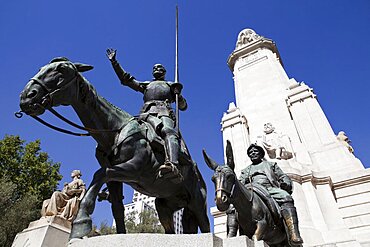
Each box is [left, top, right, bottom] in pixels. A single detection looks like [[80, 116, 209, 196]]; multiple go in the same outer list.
[[18, 7, 210, 239]]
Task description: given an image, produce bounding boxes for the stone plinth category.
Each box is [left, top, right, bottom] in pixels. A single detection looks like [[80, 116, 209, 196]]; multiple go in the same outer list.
[[12, 216, 71, 247], [223, 236, 262, 247], [69, 233, 222, 247]]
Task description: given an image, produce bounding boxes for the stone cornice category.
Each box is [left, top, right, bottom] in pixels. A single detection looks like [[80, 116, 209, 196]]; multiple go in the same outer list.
[[286, 83, 317, 106], [227, 38, 283, 72], [210, 206, 226, 217], [287, 173, 336, 199], [333, 174, 370, 190], [288, 173, 334, 188], [221, 108, 248, 131]]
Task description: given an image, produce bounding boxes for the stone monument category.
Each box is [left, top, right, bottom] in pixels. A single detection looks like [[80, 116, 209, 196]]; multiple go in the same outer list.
[[12, 170, 86, 247], [213, 28, 370, 246]]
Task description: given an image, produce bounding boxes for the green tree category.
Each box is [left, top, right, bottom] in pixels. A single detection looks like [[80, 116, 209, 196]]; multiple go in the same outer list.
[[0, 135, 62, 199], [0, 177, 39, 246], [125, 210, 165, 233], [88, 210, 165, 237], [88, 221, 116, 237], [0, 135, 62, 247]]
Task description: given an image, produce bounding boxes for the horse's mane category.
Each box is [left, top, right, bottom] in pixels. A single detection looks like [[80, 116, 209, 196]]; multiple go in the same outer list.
[[78, 76, 132, 121]]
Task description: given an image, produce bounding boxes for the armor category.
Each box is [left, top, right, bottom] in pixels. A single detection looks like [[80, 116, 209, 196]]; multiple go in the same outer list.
[[107, 49, 187, 183]]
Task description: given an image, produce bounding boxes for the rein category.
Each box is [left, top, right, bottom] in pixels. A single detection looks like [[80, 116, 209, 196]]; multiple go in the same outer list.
[[16, 72, 123, 137], [215, 184, 235, 198], [214, 171, 236, 198]]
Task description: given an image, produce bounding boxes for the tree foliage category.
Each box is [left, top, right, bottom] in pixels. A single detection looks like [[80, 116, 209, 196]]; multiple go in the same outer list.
[[0, 135, 62, 247], [88, 221, 116, 237], [0, 135, 62, 199], [0, 177, 39, 246], [125, 210, 164, 233], [88, 210, 164, 237]]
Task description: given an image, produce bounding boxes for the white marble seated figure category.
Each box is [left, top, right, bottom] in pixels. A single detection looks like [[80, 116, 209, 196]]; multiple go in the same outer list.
[[260, 123, 293, 160], [41, 170, 86, 221]]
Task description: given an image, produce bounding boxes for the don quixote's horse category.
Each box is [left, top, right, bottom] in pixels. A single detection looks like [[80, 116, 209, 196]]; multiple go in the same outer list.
[[19, 57, 210, 238], [203, 141, 295, 247]]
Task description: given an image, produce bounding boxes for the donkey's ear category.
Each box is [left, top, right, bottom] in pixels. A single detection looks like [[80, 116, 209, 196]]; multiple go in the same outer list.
[[74, 63, 94, 72], [226, 140, 235, 171], [202, 149, 219, 171]]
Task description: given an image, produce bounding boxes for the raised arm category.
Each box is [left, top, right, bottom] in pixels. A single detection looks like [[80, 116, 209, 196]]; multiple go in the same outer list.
[[106, 48, 145, 93]]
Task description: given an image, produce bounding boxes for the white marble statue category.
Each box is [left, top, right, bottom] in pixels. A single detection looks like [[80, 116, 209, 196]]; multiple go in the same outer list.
[[260, 122, 293, 160], [41, 170, 86, 221]]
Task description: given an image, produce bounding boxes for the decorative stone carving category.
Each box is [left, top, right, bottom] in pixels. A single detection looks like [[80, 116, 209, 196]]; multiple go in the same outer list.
[[41, 170, 86, 221], [235, 29, 262, 49], [337, 131, 354, 153], [259, 122, 293, 160]]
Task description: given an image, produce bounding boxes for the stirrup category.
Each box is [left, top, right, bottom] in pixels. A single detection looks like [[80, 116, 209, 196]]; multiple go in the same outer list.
[[157, 161, 183, 184]]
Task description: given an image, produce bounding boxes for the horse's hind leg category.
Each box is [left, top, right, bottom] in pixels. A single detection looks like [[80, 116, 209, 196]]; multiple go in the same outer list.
[[182, 208, 198, 233], [188, 190, 210, 233], [196, 207, 210, 233], [155, 198, 175, 234], [70, 167, 106, 239], [107, 181, 126, 234]]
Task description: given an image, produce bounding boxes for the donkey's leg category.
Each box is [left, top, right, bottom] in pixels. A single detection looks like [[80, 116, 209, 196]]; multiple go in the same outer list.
[[70, 167, 106, 239], [253, 219, 267, 241], [106, 181, 126, 234], [155, 198, 175, 234]]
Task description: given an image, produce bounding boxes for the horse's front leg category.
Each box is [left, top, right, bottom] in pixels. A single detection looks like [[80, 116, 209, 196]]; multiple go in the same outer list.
[[70, 167, 106, 239], [155, 198, 175, 234], [106, 181, 126, 234], [106, 137, 151, 182]]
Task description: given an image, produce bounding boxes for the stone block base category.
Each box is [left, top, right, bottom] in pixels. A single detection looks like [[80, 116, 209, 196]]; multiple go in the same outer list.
[[69, 233, 223, 247], [12, 216, 71, 247], [223, 236, 265, 247]]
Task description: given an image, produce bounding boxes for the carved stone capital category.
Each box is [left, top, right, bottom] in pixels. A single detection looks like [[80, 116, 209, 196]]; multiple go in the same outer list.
[[228, 29, 282, 71], [235, 29, 262, 49]]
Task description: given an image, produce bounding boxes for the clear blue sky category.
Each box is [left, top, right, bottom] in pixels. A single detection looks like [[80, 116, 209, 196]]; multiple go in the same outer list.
[[1, 1, 369, 229]]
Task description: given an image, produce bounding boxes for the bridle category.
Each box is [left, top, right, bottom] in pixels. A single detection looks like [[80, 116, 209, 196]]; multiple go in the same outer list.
[[214, 171, 236, 199], [16, 65, 122, 136]]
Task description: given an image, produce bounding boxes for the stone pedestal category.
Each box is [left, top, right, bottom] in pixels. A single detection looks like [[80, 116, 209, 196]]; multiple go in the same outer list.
[[69, 233, 223, 247], [223, 236, 265, 247], [12, 216, 71, 247]]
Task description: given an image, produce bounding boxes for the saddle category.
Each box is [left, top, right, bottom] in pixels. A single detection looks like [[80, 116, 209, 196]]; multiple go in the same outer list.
[[139, 120, 192, 162], [111, 118, 192, 165], [246, 183, 282, 226]]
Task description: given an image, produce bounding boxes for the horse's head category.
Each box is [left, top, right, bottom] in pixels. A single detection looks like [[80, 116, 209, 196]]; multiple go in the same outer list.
[[19, 57, 93, 116], [203, 140, 236, 212]]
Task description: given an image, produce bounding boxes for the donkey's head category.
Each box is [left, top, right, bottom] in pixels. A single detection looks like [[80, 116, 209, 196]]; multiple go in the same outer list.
[[203, 140, 236, 212]]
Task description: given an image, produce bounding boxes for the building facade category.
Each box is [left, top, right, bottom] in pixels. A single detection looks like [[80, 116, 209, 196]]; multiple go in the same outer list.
[[123, 190, 183, 234], [211, 29, 370, 246]]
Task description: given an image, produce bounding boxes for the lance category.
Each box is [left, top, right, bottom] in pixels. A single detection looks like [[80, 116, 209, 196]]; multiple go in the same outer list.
[[174, 5, 181, 134]]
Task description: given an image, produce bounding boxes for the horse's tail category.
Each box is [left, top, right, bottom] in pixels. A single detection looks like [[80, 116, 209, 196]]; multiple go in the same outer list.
[[193, 161, 207, 198], [178, 135, 207, 196]]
